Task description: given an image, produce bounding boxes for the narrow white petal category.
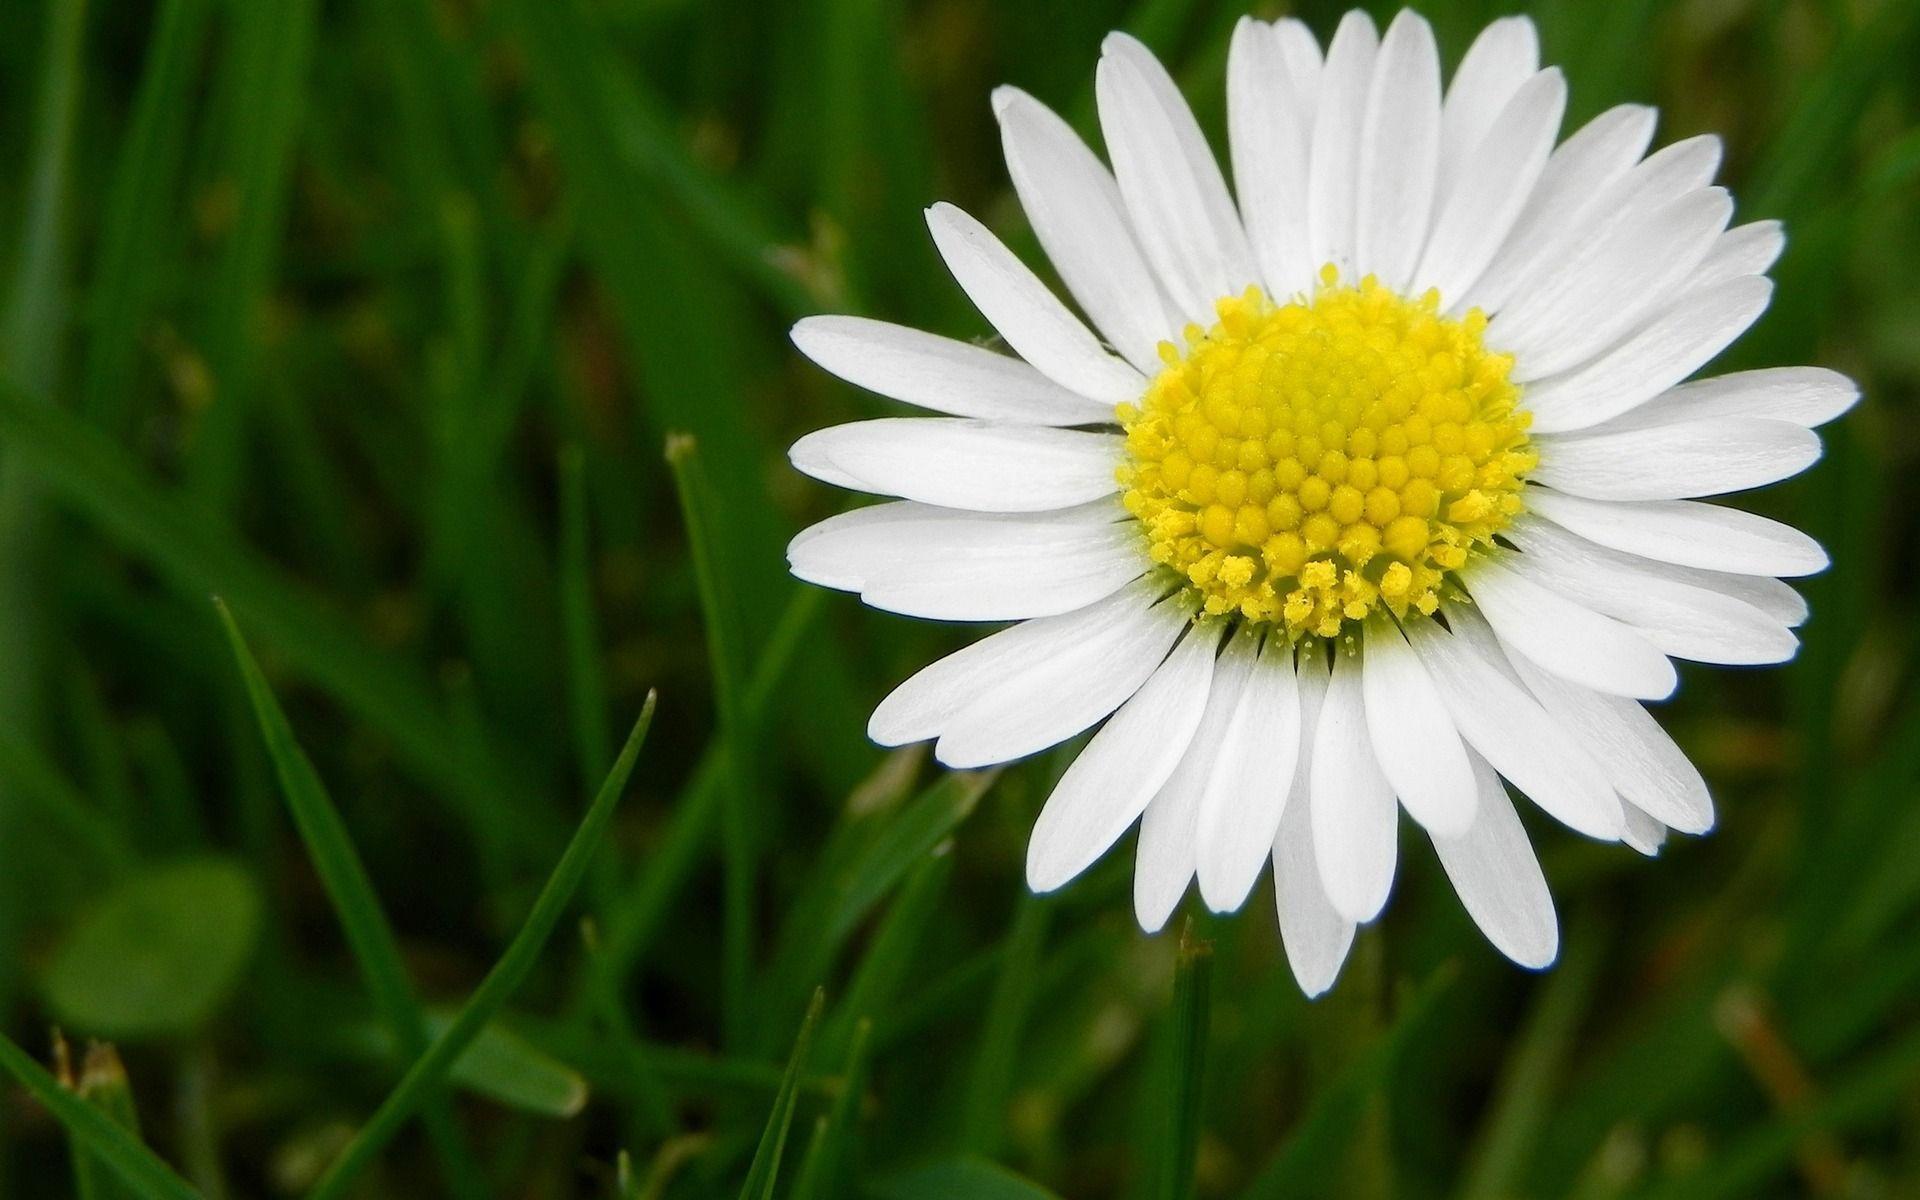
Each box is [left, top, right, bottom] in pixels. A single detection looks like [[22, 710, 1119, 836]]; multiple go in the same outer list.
[[1311, 643, 1398, 922], [1196, 637, 1301, 912], [1098, 36, 1258, 324], [1431, 753, 1559, 968], [926, 202, 1145, 404], [787, 500, 1145, 621], [1414, 68, 1565, 307], [868, 577, 1165, 747], [1361, 620, 1476, 836], [1272, 18, 1324, 87], [1272, 643, 1351, 995], [1229, 18, 1320, 299], [1135, 631, 1256, 931], [1503, 516, 1797, 665], [1601, 366, 1859, 431], [1434, 16, 1539, 210], [1027, 624, 1220, 891], [1523, 487, 1829, 577], [1489, 187, 1733, 380], [1465, 555, 1677, 700], [1353, 10, 1442, 290], [1409, 609, 1624, 840], [994, 87, 1177, 374], [1523, 276, 1773, 433], [1533, 417, 1821, 500], [1460, 103, 1656, 315], [1621, 805, 1668, 856], [1306, 11, 1380, 282], [790, 316, 1113, 426], [789, 418, 1122, 512], [935, 589, 1195, 769], [1694, 220, 1785, 289], [1505, 649, 1713, 834], [1484, 134, 1723, 323]]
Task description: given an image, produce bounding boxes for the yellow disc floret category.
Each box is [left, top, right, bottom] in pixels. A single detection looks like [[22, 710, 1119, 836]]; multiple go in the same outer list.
[[1116, 267, 1534, 639]]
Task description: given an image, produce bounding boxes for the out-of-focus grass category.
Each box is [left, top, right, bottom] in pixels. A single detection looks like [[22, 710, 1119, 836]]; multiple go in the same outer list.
[[0, 0, 1914, 1197]]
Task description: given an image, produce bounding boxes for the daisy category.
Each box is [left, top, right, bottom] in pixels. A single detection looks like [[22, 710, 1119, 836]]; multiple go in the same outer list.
[[784, 9, 1856, 995]]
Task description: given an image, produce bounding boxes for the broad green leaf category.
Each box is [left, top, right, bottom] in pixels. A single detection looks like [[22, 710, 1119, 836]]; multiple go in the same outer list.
[[41, 859, 261, 1039]]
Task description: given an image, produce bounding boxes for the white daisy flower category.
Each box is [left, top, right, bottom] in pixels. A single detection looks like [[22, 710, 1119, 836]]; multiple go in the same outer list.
[[784, 9, 1857, 996]]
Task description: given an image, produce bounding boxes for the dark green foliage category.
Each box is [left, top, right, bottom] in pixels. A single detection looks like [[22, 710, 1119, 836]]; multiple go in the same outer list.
[[0, 1, 1914, 1197]]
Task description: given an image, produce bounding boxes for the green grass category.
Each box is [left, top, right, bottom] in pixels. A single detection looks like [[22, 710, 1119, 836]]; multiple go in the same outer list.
[[0, 0, 1916, 1197]]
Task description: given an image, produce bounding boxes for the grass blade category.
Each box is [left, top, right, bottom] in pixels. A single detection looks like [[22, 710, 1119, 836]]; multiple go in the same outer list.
[[217, 600, 486, 1199], [58, 1038, 143, 1200], [78, 0, 208, 430], [790, 1017, 873, 1200], [961, 896, 1048, 1155], [739, 987, 825, 1200], [307, 692, 658, 1200], [666, 433, 755, 1049], [1154, 923, 1213, 1200], [1239, 966, 1458, 1200], [0, 1032, 201, 1200], [189, 0, 318, 509]]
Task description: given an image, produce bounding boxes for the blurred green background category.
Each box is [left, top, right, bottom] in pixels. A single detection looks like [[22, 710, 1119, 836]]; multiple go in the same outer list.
[[0, 0, 1914, 1196]]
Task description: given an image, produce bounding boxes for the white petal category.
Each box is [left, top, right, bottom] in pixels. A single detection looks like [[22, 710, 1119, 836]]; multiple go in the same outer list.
[[1229, 18, 1320, 299], [1601, 366, 1859, 431], [1310, 642, 1398, 922], [1196, 636, 1301, 912], [1694, 220, 1785, 289], [1306, 11, 1380, 282], [1434, 16, 1538, 210], [1460, 103, 1656, 315], [1532, 416, 1821, 500], [1027, 624, 1220, 891], [1272, 18, 1324, 86], [1504, 649, 1712, 833], [1098, 35, 1258, 324], [1134, 630, 1255, 931], [1271, 643, 1352, 995], [1503, 516, 1797, 665], [1621, 805, 1668, 856], [1489, 134, 1723, 322], [1431, 753, 1559, 968], [1523, 487, 1829, 577], [1464, 555, 1676, 700], [1509, 512, 1808, 626], [1489, 187, 1733, 380], [1413, 68, 1565, 307], [1353, 10, 1442, 290], [993, 88, 1177, 374], [1273, 801, 1354, 997], [1523, 275, 1774, 433], [789, 418, 1122, 512], [926, 202, 1145, 404], [869, 576, 1166, 747], [1361, 619, 1475, 836], [790, 316, 1113, 426], [935, 588, 1195, 769], [787, 500, 1145, 621], [1408, 609, 1623, 840]]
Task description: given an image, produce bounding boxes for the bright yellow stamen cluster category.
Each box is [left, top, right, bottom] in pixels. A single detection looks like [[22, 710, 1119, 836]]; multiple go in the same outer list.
[[1116, 268, 1535, 638]]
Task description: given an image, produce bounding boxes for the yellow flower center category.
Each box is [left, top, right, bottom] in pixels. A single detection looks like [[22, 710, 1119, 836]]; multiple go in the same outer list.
[[1117, 268, 1535, 639]]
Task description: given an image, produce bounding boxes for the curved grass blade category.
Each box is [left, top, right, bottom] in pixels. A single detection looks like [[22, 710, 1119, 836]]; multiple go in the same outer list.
[[0, 1032, 201, 1200], [217, 600, 485, 1198], [307, 692, 658, 1200], [740, 988, 825, 1200]]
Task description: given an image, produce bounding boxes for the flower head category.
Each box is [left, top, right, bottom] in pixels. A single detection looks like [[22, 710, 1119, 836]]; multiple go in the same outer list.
[[786, 10, 1856, 995]]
